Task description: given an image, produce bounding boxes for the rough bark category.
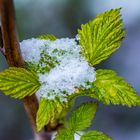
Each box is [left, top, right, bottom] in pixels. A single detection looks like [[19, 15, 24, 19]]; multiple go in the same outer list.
[[0, 0, 53, 139]]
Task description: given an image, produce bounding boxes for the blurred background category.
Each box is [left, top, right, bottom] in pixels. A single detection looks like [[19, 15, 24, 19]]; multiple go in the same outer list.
[[0, 0, 140, 140]]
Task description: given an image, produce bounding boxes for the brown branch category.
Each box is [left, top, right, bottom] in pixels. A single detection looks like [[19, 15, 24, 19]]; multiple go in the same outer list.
[[0, 0, 38, 130], [0, 0, 24, 67], [0, 0, 54, 140]]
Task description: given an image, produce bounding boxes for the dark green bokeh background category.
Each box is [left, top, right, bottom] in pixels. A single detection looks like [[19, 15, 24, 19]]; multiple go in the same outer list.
[[0, 0, 140, 140]]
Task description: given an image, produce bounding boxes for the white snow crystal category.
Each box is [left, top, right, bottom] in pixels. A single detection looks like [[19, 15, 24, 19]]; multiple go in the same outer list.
[[20, 38, 49, 63], [20, 37, 96, 102]]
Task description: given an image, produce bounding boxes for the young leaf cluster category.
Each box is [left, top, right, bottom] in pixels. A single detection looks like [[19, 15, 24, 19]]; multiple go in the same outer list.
[[0, 8, 139, 140], [55, 102, 112, 140]]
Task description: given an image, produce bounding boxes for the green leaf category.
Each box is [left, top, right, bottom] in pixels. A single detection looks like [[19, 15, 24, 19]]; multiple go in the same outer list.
[[0, 67, 40, 99], [55, 129, 74, 140], [55, 102, 98, 139], [38, 34, 57, 40], [36, 98, 64, 131], [81, 131, 112, 140], [89, 69, 140, 107], [78, 8, 125, 65], [67, 102, 98, 131], [36, 98, 52, 131]]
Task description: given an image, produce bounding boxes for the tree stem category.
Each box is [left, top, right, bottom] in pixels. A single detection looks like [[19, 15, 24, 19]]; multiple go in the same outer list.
[[0, 0, 52, 139]]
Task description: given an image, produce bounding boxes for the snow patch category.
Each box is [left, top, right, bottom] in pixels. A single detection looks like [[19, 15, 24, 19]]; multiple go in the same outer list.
[[20, 38, 96, 101]]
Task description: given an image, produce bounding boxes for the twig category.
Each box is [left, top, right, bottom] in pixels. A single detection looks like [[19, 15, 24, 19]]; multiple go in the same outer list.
[[0, 0, 38, 129], [0, 0, 53, 140]]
